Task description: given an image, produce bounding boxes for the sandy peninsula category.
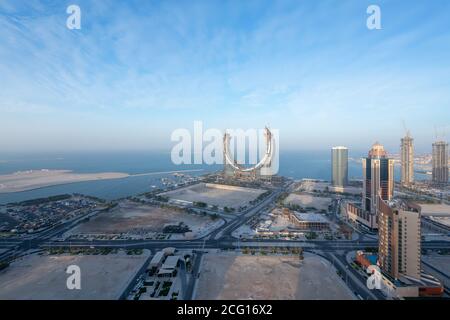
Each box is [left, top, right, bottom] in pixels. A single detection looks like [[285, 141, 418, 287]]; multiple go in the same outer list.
[[0, 169, 129, 193]]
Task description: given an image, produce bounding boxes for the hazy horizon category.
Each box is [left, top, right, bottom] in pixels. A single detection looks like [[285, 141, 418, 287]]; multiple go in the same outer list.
[[0, 146, 436, 161]]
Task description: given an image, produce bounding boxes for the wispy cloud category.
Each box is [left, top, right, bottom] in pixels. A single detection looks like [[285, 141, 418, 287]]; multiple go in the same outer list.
[[0, 0, 449, 151]]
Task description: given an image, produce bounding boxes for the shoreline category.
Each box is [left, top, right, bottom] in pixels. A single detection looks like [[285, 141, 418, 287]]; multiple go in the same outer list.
[[0, 169, 204, 194]]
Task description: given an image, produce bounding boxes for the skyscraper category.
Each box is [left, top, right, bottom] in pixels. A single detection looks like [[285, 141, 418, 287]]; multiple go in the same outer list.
[[378, 197, 421, 280], [362, 142, 394, 227], [400, 133, 414, 187], [331, 146, 348, 188], [432, 141, 448, 185]]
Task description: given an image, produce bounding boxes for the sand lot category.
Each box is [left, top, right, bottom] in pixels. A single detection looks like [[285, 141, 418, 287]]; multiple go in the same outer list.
[[0, 170, 129, 193], [296, 180, 331, 192], [68, 201, 221, 238], [0, 251, 149, 299], [429, 216, 450, 227], [284, 193, 332, 211], [162, 183, 266, 208], [194, 253, 354, 300], [419, 204, 450, 217]]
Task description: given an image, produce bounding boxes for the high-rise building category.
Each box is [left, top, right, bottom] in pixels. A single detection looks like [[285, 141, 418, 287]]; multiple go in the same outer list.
[[378, 197, 421, 280], [432, 141, 448, 185], [362, 142, 394, 229], [400, 134, 414, 186], [331, 146, 348, 188]]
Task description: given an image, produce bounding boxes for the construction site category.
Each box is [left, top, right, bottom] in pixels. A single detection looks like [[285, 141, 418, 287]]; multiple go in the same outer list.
[[64, 200, 223, 240], [161, 183, 266, 209]]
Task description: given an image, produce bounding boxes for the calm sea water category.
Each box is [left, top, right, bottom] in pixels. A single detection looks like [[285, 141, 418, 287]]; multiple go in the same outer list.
[[0, 150, 423, 204]]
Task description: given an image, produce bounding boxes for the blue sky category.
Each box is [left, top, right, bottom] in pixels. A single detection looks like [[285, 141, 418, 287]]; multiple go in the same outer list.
[[0, 0, 449, 153]]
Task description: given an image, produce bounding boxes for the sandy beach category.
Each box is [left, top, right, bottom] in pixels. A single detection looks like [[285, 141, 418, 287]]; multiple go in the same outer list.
[[0, 170, 129, 193]]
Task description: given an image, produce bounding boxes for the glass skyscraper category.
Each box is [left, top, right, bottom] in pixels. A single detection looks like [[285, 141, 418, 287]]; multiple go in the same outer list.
[[362, 142, 394, 216], [331, 146, 348, 188], [400, 134, 414, 186], [432, 141, 449, 185]]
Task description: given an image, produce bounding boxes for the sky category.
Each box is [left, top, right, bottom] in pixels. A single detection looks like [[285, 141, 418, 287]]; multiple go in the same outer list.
[[0, 0, 449, 154]]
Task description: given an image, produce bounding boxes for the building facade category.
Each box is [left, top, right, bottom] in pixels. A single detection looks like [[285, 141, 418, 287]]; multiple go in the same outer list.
[[331, 146, 348, 188], [400, 134, 414, 187], [362, 142, 394, 229], [432, 141, 448, 185], [287, 211, 330, 230], [346, 202, 378, 230], [378, 198, 421, 280]]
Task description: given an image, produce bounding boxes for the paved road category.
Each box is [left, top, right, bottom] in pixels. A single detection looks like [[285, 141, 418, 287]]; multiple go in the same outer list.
[[422, 217, 450, 234], [183, 251, 203, 300], [208, 188, 282, 240], [333, 252, 385, 300], [421, 259, 450, 296], [317, 251, 378, 300], [1, 236, 449, 251]]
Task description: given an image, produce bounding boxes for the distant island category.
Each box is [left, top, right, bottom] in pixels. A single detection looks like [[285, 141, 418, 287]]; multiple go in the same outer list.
[[0, 170, 129, 193]]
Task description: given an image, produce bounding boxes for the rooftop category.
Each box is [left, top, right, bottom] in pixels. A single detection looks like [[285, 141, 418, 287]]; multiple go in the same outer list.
[[368, 142, 388, 158], [386, 199, 421, 213], [332, 146, 348, 150], [293, 212, 329, 223], [150, 251, 165, 266], [161, 255, 181, 270]]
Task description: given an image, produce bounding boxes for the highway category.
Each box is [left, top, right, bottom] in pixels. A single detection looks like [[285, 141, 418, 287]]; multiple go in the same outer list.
[[1, 235, 449, 251], [318, 252, 382, 300]]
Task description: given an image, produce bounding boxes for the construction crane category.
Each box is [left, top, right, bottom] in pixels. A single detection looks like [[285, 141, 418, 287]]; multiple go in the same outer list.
[[402, 120, 410, 138], [434, 125, 448, 141]]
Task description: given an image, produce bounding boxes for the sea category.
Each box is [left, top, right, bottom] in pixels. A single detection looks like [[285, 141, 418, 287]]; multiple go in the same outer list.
[[0, 150, 428, 205]]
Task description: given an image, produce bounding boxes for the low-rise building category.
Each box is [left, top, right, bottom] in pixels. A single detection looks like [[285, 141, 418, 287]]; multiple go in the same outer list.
[[289, 212, 329, 230], [346, 202, 377, 230], [157, 255, 181, 278], [355, 250, 377, 269], [379, 272, 444, 298], [355, 251, 444, 298], [161, 255, 181, 271], [149, 251, 165, 270]]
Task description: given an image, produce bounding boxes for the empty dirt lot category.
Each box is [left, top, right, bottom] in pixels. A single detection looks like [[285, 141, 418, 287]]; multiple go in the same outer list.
[[419, 204, 450, 217], [68, 200, 220, 237], [284, 193, 332, 211], [161, 183, 265, 208], [194, 253, 355, 300], [0, 251, 150, 299]]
